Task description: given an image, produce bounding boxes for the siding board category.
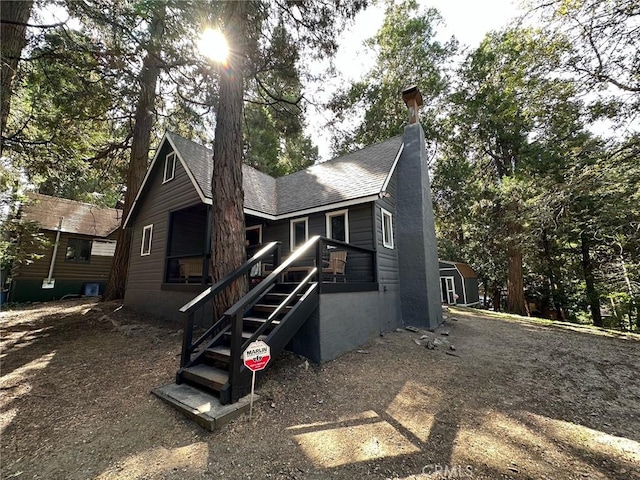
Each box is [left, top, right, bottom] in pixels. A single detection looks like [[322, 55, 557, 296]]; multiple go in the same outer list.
[[127, 143, 203, 290], [375, 170, 400, 288], [14, 231, 113, 282]]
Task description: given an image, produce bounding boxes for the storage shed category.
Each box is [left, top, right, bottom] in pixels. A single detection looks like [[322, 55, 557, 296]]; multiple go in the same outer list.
[[438, 260, 480, 306]]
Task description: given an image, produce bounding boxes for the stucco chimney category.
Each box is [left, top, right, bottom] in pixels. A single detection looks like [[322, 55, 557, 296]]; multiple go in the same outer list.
[[402, 85, 423, 125], [395, 85, 443, 329]]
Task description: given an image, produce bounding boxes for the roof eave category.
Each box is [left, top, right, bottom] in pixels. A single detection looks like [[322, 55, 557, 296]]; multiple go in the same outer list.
[[380, 142, 404, 194]]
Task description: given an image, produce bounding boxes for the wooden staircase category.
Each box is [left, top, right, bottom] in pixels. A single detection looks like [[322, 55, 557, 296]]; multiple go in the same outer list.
[[176, 239, 320, 404], [177, 282, 316, 403]]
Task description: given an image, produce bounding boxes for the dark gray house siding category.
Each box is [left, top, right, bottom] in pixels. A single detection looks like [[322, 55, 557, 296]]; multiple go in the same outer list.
[[258, 203, 375, 255], [125, 142, 203, 316], [375, 168, 400, 290], [465, 277, 480, 305], [371, 168, 403, 332]]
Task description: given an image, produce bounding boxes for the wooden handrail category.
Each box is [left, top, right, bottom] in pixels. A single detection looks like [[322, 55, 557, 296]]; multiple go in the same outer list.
[[320, 237, 376, 254], [179, 242, 279, 314], [223, 235, 321, 319], [179, 241, 280, 368]]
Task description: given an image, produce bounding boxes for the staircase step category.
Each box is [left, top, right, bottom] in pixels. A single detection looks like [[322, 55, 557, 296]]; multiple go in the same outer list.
[[223, 330, 268, 341], [181, 364, 228, 391], [243, 316, 280, 329], [253, 303, 293, 313], [271, 283, 299, 293], [152, 383, 255, 431], [204, 345, 231, 362], [265, 292, 301, 299]]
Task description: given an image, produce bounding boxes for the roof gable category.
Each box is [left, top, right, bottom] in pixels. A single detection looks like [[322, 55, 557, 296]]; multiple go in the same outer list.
[[440, 260, 477, 279], [23, 193, 122, 237], [276, 136, 403, 214], [166, 132, 277, 216], [127, 131, 404, 225]]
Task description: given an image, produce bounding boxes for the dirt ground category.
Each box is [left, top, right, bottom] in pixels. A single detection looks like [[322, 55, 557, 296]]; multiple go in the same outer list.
[[1, 299, 639, 480]]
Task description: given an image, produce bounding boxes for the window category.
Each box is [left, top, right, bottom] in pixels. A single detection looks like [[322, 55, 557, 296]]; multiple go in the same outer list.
[[163, 152, 176, 183], [381, 208, 394, 249], [245, 225, 262, 247], [141, 224, 153, 256], [65, 238, 92, 263], [326, 209, 349, 243], [290, 217, 308, 251]]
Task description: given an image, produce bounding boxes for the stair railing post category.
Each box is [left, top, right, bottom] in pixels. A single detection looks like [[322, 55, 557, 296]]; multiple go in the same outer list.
[[316, 238, 323, 294], [274, 244, 281, 268], [273, 244, 281, 283], [229, 311, 243, 402], [181, 312, 195, 367]]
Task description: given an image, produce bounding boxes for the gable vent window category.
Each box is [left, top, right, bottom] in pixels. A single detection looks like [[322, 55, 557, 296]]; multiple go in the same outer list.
[[66, 238, 92, 263], [326, 209, 349, 243], [163, 152, 176, 183], [290, 217, 308, 251], [141, 224, 153, 256], [381, 208, 394, 249], [91, 239, 116, 257]]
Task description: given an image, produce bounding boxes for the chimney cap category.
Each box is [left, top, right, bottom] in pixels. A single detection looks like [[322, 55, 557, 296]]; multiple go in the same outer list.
[[402, 85, 423, 107]]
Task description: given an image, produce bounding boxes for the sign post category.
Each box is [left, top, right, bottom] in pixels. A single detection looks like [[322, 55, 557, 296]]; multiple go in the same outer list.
[[243, 340, 271, 418]]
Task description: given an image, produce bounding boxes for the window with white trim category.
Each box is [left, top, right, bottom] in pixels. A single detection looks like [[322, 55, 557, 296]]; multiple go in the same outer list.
[[290, 217, 308, 251], [163, 152, 176, 183], [141, 224, 153, 256], [326, 209, 349, 243], [381, 208, 394, 249]]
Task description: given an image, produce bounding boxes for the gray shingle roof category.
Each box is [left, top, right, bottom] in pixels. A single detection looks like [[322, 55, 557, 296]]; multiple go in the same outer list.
[[276, 136, 403, 214], [164, 132, 403, 217], [166, 132, 277, 215], [23, 193, 122, 237]]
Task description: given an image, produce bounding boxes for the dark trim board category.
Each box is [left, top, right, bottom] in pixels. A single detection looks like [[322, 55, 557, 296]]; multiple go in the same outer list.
[[9, 279, 106, 303], [320, 282, 378, 294]]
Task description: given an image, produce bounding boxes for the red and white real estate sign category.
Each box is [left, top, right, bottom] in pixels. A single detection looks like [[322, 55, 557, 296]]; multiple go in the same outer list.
[[243, 341, 271, 372]]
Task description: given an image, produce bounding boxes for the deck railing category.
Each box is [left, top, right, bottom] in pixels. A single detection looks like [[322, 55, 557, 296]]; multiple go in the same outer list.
[[177, 236, 377, 401]]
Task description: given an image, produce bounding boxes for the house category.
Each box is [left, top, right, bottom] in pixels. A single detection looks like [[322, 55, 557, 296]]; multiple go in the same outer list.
[[6, 193, 122, 302], [125, 86, 442, 405], [439, 260, 480, 306]]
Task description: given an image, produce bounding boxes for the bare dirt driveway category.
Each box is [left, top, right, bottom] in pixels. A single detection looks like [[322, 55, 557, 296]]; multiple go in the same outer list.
[[1, 299, 639, 480]]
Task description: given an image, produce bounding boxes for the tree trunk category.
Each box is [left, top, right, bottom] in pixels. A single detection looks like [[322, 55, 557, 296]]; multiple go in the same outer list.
[[492, 283, 501, 312], [617, 245, 635, 331], [210, 2, 249, 320], [506, 240, 527, 315], [541, 228, 565, 320], [103, 4, 165, 301], [0, 0, 34, 142], [580, 231, 602, 327]]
